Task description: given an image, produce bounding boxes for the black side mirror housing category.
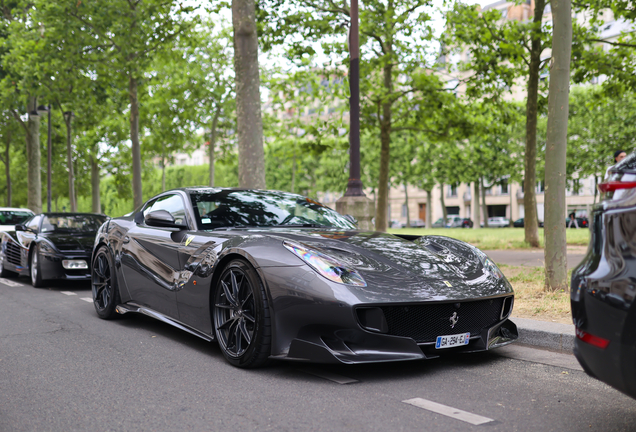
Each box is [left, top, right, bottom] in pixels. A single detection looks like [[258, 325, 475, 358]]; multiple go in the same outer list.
[[15, 224, 27, 232], [144, 210, 187, 229]]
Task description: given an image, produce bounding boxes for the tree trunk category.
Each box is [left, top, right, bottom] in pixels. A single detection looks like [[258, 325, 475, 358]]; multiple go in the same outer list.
[[129, 75, 143, 208], [65, 116, 77, 212], [209, 110, 220, 187], [440, 182, 447, 222], [403, 183, 410, 227], [523, 0, 546, 248], [481, 177, 489, 227], [4, 128, 11, 207], [375, 61, 394, 232], [90, 150, 101, 213], [426, 189, 432, 229], [473, 181, 481, 229], [544, 0, 572, 291], [26, 97, 41, 213], [232, 0, 266, 189]]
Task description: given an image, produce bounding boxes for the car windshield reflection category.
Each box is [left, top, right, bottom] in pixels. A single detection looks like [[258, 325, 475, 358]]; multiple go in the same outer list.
[[41, 215, 107, 233], [190, 190, 357, 230]]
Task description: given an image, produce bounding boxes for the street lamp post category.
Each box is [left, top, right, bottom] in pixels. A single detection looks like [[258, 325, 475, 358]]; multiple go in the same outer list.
[[335, 0, 375, 230], [344, 0, 363, 197]]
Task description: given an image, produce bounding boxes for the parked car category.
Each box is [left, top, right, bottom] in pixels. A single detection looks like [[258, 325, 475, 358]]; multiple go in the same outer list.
[[460, 218, 474, 228], [512, 218, 544, 228], [481, 217, 510, 228], [0, 213, 108, 287], [431, 217, 447, 228], [571, 151, 636, 398], [91, 187, 518, 368], [0, 208, 34, 232], [565, 216, 589, 228], [402, 219, 425, 228], [445, 216, 463, 228]]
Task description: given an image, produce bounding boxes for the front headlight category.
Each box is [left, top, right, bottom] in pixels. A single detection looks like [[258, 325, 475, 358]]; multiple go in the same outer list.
[[483, 257, 504, 280], [283, 241, 367, 287]]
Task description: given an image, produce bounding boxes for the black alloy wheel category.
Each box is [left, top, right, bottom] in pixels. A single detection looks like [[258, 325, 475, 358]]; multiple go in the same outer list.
[[92, 246, 120, 319], [213, 259, 271, 368], [30, 245, 44, 287]]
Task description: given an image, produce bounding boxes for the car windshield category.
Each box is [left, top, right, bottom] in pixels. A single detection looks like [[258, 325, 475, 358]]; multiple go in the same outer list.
[[0, 211, 33, 225], [41, 214, 107, 233], [190, 190, 357, 230]]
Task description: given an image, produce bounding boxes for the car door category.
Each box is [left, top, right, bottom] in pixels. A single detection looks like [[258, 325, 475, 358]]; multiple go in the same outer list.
[[120, 193, 190, 318]]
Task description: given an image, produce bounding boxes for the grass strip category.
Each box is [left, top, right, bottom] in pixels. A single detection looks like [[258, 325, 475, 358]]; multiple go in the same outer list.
[[498, 264, 572, 324], [388, 227, 590, 250]]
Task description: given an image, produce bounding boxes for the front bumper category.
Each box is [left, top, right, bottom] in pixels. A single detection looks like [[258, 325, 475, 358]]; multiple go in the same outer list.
[[40, 251, 91, 280], [262, 266, 517, 364]]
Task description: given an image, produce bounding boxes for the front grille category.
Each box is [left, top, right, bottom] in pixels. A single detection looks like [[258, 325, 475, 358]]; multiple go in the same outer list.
[[5, 242, 21, 266], [379, 298, 507, 343]]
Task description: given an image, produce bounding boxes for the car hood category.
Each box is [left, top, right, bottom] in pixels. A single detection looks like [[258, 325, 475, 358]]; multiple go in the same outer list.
[[236, 228, 511, 302], [41, 232, 96, 252]]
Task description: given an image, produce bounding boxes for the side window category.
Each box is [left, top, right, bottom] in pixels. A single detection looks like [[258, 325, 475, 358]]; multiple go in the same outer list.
[[26, 216, 41, 232], [143, 194, 188, 226]]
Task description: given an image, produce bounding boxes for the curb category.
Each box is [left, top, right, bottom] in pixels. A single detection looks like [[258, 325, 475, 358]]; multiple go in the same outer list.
[[512, 317, 575, 353]]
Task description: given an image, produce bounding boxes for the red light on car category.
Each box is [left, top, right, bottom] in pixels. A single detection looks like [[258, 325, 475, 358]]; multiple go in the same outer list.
[[576, 327, 610, 349], [598, 181, 636, 193]]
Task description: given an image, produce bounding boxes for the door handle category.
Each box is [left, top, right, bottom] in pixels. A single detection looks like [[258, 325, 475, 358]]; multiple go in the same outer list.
[[123, 236, 130, 244]]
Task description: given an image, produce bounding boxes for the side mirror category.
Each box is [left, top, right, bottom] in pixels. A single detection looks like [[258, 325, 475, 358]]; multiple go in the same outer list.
[[15, 224, 27, 232], [144, 210, 187, 229]]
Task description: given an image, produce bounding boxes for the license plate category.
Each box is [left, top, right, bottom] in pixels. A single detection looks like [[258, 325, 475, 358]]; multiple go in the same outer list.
[[435, 332, 471, 349]]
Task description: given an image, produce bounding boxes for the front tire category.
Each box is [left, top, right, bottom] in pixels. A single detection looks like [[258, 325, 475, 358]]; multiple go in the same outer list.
[[92, 246, 120, 319], [30, 245, 44, 287], [213, 259, 271, 368]]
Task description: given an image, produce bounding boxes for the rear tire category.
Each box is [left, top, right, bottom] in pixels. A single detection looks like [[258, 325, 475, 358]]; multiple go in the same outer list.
[[213, 259, 271, 368], [30, 245, 44, 288], [92, 246, 120, 320]]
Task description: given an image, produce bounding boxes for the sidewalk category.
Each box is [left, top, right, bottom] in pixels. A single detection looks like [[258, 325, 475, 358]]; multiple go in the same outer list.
[[511, 316, 575, 354]]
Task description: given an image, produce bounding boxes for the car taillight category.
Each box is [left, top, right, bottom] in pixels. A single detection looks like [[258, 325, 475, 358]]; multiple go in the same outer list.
[[597, 181, 636, 193], [576, 327, 610, 349]]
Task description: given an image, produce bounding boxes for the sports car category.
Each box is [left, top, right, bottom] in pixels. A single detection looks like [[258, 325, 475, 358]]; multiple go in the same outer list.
[[571, 151, 636, 398], [0, 213, 108, 287], [91, 187, 517, 368]]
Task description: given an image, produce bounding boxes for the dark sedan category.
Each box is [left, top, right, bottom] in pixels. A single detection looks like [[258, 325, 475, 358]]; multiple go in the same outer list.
[[0, 213, 108, 287], [512, 218, 544, 228], [90, 187, 517, 368], [571, 151, 636, 398]]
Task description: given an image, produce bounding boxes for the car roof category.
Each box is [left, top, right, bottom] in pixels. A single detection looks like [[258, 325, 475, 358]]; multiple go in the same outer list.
[[0, 207, 34, 212]]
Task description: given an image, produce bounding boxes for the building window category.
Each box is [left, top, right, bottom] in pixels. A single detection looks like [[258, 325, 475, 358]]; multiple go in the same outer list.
[[447, 184, 458, 197], [572, 179, 581, 196], [501, 178, 509, 195], [401, 204, 408, 217], [536, 181, 545, 194]]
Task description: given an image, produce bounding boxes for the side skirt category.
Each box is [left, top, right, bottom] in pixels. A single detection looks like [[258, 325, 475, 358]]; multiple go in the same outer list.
[[115, 303, 216, 343]]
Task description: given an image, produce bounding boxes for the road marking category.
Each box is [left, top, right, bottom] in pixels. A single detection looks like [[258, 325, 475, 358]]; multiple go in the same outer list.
[[80, 297, 93, 303], [60, 291, 77, 296], [0, 278, 23, 287], [299, 368, 359, 385], [402, 398, 494, 425]]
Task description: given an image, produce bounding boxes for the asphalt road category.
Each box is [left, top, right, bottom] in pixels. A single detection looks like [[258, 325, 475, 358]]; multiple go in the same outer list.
[[2, 277, 636, 432]]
